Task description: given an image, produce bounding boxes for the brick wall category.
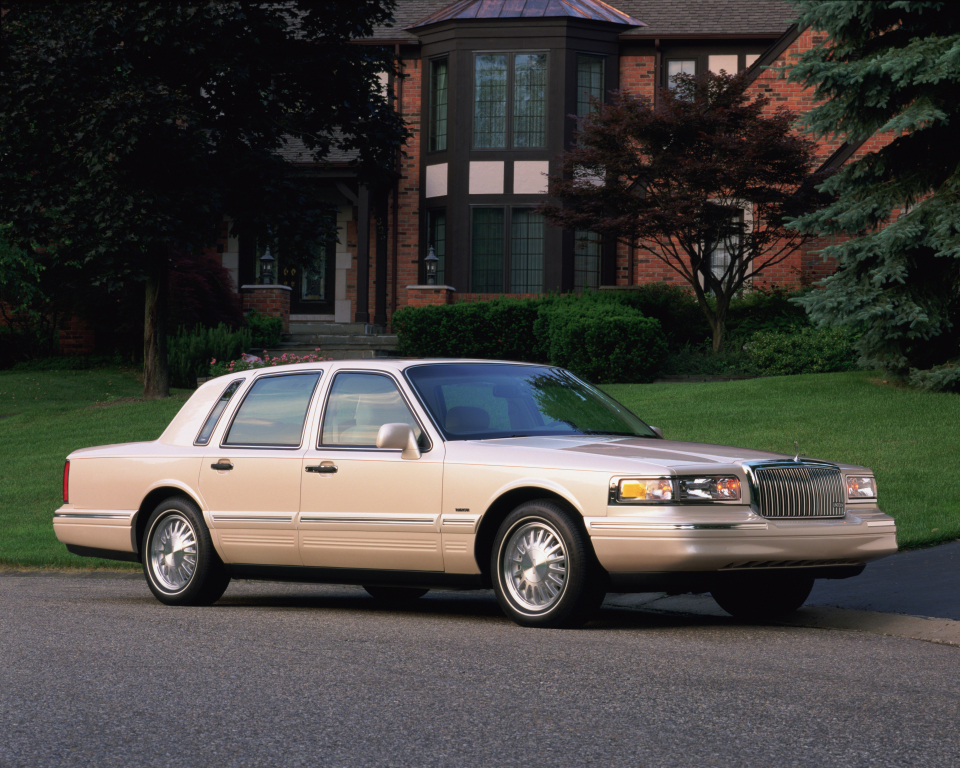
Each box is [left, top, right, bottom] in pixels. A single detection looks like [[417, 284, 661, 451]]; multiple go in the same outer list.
[[58, 316, 96, 355]]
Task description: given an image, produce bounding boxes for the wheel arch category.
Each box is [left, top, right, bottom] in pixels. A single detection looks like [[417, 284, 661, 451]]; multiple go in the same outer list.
[[473, 486, 594, 587], [133, 484, 206, 555]]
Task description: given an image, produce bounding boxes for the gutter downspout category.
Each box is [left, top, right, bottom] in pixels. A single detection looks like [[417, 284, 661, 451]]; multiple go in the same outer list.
[[654, 38, 661, 106]]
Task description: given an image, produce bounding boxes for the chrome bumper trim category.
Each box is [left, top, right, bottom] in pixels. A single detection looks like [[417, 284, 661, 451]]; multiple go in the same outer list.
[[589, 521, 768, 531], [53, 511, 135, 521]]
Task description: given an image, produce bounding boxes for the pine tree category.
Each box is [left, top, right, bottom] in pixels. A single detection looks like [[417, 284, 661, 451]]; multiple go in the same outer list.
[[787, 0, 960, 387]]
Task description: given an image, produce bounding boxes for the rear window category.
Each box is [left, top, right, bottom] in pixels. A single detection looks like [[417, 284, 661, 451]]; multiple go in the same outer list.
[[195, 380, 243, 446]]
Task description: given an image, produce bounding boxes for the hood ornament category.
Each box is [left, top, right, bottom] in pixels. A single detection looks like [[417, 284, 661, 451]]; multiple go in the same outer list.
[[793, 440, 802, 463]]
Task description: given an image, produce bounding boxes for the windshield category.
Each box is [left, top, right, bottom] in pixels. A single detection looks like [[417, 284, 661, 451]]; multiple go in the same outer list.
[[405, 363, 657, 441]]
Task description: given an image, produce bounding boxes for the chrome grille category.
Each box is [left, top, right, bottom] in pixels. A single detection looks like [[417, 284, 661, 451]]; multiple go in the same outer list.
[[750, 463, 845, 519]]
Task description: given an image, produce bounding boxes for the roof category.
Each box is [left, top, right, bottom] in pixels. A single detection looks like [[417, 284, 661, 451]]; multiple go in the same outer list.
[[368, 0, 793, 42], [407, 0, 647, 30], [276, 135, 358, 165]]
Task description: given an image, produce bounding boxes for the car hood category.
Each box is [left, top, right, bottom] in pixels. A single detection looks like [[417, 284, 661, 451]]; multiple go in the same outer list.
[[445, 435, 855, 474]]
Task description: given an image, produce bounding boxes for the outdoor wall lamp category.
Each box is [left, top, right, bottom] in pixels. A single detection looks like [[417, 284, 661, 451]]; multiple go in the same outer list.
[[260, 245, 275, 285], [425, 246, 438, 285]]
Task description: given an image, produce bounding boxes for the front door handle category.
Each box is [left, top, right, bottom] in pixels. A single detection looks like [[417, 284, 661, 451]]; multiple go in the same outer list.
[[211, 462, 234, 471], [305, 465, 337, 474]]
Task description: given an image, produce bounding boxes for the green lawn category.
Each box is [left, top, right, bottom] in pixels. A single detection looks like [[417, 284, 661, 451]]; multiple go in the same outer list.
[[0, 366, 956, 569]]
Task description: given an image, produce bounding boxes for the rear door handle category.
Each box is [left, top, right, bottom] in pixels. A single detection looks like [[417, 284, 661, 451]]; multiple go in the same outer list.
[[211, 462, 234, 471], [305, 465, 337, 474]]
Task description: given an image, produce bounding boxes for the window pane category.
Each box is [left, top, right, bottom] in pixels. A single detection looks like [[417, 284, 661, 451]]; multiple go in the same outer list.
[[707, 211, 743, 288], [196, 379, 243, 445], [428, 210, 446, 285], [667, 59, 696, 89], [574, 230, 601, 292], [513, 53, 547, 147], [321, 373, 421, 447], [472, 208, 504, 292], [576, 55, 604, 118], [224, 374, 320, 446], [511, 209, 543, 294], [300, 240, 330, 302], [474, 54, 507, 148], [430, 59, 448, 152]]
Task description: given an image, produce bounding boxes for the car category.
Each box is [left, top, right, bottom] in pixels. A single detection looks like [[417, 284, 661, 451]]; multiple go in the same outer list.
[[54, 359, 897, 628]]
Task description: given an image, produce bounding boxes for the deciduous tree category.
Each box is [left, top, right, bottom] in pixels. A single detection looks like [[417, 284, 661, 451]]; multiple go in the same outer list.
[[1, 1, 407, 396], [539, 72, 826, 352], [786, 0, 960, 385]]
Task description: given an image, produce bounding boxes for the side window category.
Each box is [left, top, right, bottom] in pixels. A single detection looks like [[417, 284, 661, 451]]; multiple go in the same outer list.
[[195, 379, 243, 445], [321, 373, 423, 447], [223, 373, 320, 447]]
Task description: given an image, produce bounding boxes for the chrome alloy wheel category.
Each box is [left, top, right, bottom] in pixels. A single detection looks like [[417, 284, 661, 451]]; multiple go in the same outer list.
[[501, 521, 568, 612], [149, 513, 199, 593]]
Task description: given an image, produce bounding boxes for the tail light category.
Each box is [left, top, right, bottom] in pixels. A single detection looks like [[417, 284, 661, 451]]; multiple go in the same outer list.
[[63, 460, 70, 503]]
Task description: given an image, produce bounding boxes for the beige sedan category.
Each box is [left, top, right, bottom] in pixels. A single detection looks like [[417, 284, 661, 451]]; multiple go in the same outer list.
[[54, 360, 897, 628]]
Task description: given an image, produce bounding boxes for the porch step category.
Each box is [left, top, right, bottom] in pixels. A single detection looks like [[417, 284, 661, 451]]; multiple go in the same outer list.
[[287, 322, 383, 336], [258, 320, 398, 361]]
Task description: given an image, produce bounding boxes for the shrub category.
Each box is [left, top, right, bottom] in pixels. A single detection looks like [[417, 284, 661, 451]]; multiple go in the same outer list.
[[394, 297, 545, 361], [909, 363, 960, 393], [727, 285, 811, 340], [245, 310, 283, 348], [209, 350, 331, 378], [0, 325, 58, 369], [748, 326, 858, 376], [168, 324, 252, 388], [542, 302, 667, 383]]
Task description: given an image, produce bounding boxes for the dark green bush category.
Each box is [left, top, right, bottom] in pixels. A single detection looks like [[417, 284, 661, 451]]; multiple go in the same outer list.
[[394, 297, 545, 360], [726, 286, 811, 340], [748, 326, 858, 376], [246, 310, 283, 349], [168, 324, 253, 388], [0, 325, 58, 370], [545, 302, 667, 383]]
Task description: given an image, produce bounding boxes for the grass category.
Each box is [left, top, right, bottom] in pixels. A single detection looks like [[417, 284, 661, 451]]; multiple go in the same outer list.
[[604, 371, 960, 550], [0, 366, 956, 569], [0, 365, 191, 569]]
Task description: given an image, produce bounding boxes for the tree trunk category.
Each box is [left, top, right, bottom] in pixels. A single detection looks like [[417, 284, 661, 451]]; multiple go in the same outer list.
[[143, 244, 170, 399]]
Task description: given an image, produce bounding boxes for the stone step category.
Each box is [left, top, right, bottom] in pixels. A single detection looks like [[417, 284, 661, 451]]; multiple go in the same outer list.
[[282, 334, 398, 348], [286, 322, 383, 336]]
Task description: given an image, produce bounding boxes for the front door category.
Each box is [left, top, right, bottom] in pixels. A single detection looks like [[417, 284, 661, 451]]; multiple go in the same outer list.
[[279, 239, 336, 315], [298, 371, 445, 571]]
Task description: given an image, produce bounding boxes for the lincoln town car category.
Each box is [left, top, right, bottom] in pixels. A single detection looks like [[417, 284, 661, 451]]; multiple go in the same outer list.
[[54, 360, 897, 628]]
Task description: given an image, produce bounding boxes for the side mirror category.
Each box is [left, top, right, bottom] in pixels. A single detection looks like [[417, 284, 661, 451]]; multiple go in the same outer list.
[[650, 426, 664, 439], [376, 423, 421, 460]]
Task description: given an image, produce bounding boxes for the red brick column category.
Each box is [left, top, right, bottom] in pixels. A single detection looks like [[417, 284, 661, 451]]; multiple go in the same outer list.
[[240, 284, 291, 332], [405, 285, 456, 307], [58, 316, 95, 355]]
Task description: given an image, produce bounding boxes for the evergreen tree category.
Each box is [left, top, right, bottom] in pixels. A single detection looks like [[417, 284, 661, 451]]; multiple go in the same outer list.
[[787, 0, 960, 387]]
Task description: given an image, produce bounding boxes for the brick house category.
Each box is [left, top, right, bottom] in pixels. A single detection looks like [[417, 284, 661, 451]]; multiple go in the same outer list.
[[223, 0, 883, 333]]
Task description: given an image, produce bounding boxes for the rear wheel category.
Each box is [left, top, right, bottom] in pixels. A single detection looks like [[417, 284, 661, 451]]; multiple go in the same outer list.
[[711, 574, 814, 620], [363, 585, 429, 602], [491, 500, 606, 629], [142, 497, 230, 606]]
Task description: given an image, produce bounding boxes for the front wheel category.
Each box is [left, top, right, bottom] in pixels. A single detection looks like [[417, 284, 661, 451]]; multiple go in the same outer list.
[[142, 496, 230, 606], [711, 574, 814, 621], [491, 500, 606, 629]]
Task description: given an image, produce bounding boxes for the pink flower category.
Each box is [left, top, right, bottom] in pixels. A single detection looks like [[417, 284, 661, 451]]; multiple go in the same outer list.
[[210, 358, 217, 364]]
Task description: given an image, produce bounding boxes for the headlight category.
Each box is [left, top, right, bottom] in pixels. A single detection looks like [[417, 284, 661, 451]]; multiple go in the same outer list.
[[846, 475, 877, 499], [677, 476, 741, 501], [618, 477, 673, 501]]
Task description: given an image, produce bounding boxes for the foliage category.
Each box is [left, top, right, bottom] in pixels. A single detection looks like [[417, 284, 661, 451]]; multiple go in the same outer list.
[[724, 286, 812, 340], [909, 363, 960, 393], [787, 0, 960, 378], [1, 1, 407, 397], [539, 71, 828, 351], [0, 326, 58, 370], [747, 327, 858, 376], [208, 351, 332, 379], [245, 311, 284, 349], [393, 297, 545, 360], [539, 302, 667, 384], [167, 324, 252, 389]]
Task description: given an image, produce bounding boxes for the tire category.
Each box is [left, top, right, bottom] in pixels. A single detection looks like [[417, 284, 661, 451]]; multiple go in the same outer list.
[[491, 500, 606, 629], [711, 573, 814, 621], [141, 496, 230, 606], [363, 585, 429, 602]]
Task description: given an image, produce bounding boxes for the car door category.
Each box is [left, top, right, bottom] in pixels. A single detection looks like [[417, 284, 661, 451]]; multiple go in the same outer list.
[[200, 371, 322, 566], [298, 370, 445, 571]]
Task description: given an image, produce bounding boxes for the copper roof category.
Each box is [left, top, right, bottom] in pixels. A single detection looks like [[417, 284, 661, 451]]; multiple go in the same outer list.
[[407, 0, 647, 30]]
